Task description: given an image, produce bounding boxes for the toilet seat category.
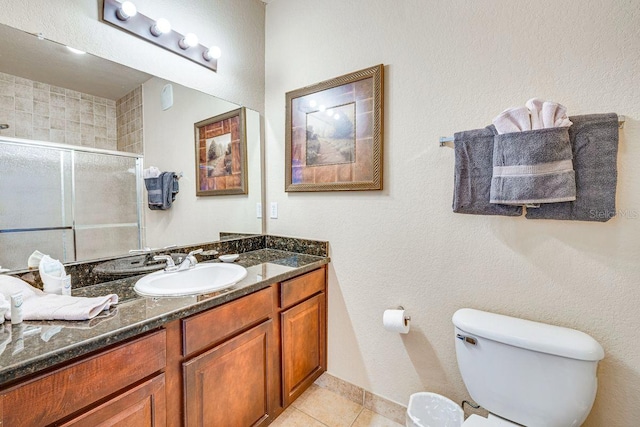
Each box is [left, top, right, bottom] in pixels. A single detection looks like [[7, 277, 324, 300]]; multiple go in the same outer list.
[[462, 414, 521, 427]]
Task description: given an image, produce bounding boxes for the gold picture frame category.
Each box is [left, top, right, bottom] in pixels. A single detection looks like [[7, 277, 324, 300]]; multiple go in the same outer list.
[[195, 107, 248, 196], [285, 64, 384, 191]]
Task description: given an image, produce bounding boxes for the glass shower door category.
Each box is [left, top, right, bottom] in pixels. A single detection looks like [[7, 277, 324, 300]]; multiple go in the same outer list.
[[0, 142, 74, 269], [73, 151, 141, 260]]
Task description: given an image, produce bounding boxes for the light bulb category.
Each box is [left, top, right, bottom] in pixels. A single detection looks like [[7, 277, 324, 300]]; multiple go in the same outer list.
[[116, 1, 137, 21], [334, 114, 340, 120], [179, 33, 199, 49], [150, 18, 171, 36], [203, 46, 222, 61]]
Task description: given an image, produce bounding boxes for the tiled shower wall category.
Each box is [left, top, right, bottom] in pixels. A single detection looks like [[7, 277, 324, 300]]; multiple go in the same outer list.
[[116, 86, 143, 154], [0, 71, 117, 150]]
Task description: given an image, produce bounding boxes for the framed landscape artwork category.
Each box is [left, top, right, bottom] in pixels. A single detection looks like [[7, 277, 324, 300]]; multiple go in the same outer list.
[[285, 64, 384, 191], [195, 107, 248, 196]]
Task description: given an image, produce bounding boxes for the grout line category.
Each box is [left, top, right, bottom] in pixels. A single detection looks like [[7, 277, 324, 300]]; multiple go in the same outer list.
[[348, 407, 365, 427], [297, 407, 330, 427]]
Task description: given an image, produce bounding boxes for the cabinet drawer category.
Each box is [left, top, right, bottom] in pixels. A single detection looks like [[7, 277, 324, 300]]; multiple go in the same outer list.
[[280, 268, 326, 309], [59, 373, 166, 427], [182, 287, 273, 356], [0, 330, 166, 427]]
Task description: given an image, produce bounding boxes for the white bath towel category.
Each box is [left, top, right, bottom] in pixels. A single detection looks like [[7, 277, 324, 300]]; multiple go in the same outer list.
[[0, 275, 118, 321], [492, 106, 532, 134], [525, 98, 545, 130]]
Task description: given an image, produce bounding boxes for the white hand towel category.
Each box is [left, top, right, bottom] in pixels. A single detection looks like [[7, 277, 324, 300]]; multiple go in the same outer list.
[[526, 98, 545, 130], [0, 275, 118, 321], [492, 106, 532, 134], [555, 117, 573, 127], [143, 166, 161, 179], [0, 294, 9, 322], [541, 102, 558, 128]]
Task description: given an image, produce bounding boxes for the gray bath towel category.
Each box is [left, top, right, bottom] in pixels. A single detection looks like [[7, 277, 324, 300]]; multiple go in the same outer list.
[[144, 172, 179, 210], [525, 113, 619, 222], [490, 126, 576, 205], [453, 126, 523, 216]]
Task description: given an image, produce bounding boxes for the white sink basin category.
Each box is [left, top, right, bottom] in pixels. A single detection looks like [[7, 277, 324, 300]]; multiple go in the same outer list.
[[134, 263, 247, 297]]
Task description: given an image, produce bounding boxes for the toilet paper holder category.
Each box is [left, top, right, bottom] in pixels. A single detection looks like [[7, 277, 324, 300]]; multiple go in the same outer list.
[[398, 306, 411, 326]]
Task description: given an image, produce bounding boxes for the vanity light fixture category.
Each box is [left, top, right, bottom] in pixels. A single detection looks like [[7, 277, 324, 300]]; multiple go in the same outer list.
[[116, 1, 137, 21], [203, 46, 222, 61], [150, 18, 171, 37], [102, 0, 219, 71], [179, 33, 199, 50]]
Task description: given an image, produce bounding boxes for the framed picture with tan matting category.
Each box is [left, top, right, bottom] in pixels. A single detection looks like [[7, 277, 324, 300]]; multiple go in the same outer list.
[[285, 64, 384, 191], [195, 107, 248, 196]]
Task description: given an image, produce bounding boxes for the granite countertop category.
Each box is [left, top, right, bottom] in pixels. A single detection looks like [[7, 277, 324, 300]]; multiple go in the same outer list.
[[0, 248, 329, 388]]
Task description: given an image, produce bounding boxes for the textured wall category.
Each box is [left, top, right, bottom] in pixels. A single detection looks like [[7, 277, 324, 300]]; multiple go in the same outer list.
[[264, 1, 640, 425], [0, 71, 117, 149], [0, 0, 265, 113]]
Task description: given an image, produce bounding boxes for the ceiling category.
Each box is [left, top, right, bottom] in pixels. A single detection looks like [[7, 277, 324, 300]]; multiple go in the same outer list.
[[0, 24, 152, 100]]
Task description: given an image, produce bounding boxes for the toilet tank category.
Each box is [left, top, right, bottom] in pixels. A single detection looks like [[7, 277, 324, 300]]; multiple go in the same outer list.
[[453, 308, 604, 427]]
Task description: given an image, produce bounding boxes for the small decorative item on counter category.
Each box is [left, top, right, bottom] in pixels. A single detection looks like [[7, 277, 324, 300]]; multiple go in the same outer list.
[[11, 292, 23, 324], [219, 254, 239, 263]]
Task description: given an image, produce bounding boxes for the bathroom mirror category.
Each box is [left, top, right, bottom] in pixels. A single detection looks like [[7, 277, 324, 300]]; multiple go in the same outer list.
[[0, 23, 263, 271]]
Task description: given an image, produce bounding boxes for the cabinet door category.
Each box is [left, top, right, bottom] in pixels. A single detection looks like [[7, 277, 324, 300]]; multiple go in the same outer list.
[[59, 374, 166, 427], [281, 292, 326, 406], [183, 320, 273, 427]]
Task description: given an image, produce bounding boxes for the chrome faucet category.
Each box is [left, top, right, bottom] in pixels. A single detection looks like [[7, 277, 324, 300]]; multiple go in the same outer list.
[[154, 249, 203, 273]]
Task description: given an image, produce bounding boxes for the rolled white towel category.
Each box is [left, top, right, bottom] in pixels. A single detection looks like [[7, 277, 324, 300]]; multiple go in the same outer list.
[[555, 117, 573, 127], [0, 275, 118, 321], [0, 294, 9, 322], [541, 102, 558, 128], [492, 106, 532, 134], [525, 98, 545, 130], [541, 101, 572, 129], [143, 166, 161, 179]]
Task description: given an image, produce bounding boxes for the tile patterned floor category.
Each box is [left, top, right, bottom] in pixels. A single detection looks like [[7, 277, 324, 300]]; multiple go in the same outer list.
[[271, 384, 404, 427]]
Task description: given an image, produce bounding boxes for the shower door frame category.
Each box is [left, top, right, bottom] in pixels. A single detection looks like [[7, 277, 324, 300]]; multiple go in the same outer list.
[[0, 136, 143, 266]]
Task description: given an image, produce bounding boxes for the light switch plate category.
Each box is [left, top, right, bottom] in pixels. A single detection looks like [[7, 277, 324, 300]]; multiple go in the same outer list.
[[256, 202, 262, 218], [270, 202, 278, 219]]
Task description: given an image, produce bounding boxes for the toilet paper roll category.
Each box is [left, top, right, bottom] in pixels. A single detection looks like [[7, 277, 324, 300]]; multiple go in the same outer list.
[[383, 309, 410, 334]]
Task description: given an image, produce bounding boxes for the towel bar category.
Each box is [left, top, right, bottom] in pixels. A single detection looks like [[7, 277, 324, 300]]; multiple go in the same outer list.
[[439, 116, 626, 147]]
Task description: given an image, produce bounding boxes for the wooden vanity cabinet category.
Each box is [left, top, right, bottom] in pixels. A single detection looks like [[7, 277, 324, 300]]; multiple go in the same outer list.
[[180, 286, 277, 427], [174, 266, 327, 425], [0, 265, 328, 427], [280, 267, 327, 407], [0, 330, 166, 427]]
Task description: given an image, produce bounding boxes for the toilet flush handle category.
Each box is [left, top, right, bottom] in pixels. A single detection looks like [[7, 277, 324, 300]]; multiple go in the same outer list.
[[456, 334, 477, 345]]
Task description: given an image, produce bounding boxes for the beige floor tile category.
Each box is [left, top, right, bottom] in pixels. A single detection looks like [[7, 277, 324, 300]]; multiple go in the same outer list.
[[292, 384, 363, 427], [351, 409, 405, 427], [271, 406, 328, 427]]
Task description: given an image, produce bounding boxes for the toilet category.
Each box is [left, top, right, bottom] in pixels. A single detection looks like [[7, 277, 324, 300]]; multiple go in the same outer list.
[[453, 308, 604, 427]]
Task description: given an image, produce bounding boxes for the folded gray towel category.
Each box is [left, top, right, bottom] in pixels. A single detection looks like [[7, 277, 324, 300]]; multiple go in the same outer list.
[[453, 126, 523, 216], [525, 113, 619, 222], [145, 172, 179, 210], [490, 126, 576, 205]]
